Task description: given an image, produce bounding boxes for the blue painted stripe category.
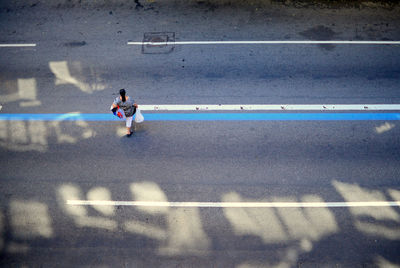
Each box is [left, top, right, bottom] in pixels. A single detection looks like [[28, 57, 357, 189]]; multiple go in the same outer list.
[[0, 113, 400, 121]]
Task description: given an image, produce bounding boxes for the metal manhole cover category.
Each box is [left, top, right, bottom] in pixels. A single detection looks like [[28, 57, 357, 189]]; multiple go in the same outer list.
[[142, 32, 175, 54]]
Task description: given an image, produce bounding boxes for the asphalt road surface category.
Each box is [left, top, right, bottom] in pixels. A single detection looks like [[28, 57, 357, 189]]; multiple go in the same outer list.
[[1, 1, 400, 267]]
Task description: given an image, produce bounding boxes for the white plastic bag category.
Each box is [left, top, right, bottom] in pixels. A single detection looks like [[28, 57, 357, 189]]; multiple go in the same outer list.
[[134, 108, 144, 123]]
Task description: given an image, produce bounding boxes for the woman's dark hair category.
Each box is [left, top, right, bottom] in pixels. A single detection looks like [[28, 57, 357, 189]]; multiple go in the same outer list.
[[120, 89, 126, 102]]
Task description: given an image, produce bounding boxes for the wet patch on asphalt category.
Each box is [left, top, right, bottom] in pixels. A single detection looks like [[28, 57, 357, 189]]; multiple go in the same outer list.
[[64, 41, 87, 47], [300, 25, 338, 51]]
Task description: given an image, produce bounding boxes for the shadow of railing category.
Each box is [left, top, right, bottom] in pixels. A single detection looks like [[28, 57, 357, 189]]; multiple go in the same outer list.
[[0, 115, 96, 152], [1, 179, 399, 267]]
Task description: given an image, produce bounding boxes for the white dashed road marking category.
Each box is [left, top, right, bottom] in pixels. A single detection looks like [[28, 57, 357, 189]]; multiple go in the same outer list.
[[0, 44, 37, 47], [139, 104, 400, 111], [128, 40, 400, 46], [67, 200, 400, 208]]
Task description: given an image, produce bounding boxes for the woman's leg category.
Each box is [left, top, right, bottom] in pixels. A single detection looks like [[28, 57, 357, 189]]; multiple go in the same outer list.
[[126, 116, 133, 136]]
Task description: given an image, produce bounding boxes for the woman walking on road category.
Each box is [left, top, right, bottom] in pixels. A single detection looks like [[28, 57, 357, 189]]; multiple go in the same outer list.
[[111, 89, 138, 137]]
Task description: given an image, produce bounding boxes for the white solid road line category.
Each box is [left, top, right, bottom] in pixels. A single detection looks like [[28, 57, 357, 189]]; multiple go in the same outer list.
[[139, 104, 400, 111], [67, 200, 400, 208], [0, 44, 37, 47], [128, 40, 400, 45]]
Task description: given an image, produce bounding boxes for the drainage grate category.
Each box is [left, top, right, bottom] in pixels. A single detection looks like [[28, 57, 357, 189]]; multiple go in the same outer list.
[[142, 32, 175, 54]]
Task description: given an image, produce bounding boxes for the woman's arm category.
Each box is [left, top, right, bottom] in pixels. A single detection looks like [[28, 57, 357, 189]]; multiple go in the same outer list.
[[111, 102, 118, 114]]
